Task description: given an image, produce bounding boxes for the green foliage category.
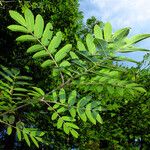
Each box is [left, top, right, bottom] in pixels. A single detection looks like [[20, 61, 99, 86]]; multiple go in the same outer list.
[[0, 8, 149, 148]]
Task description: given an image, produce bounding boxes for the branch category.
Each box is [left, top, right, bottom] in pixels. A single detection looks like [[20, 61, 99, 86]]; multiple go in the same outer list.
[[31, 33, 65, 85], [0, 103, 30, 117]]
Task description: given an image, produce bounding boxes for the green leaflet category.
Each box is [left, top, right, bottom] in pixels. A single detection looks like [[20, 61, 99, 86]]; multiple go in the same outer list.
[[59, 88, 66, 104], [117, 47, 150, 53], [104, 22, 112, 41], [35, 137, 43, 143], [86, 34, 96, 55], [28, 91, 41, 97], [85, 103, 96, 124], [77, 108, 87, 122], [52, 91, 58, 101], [32, 87, 45, 96], [0, 65, 14, 77], [48, 31, 62, 54], [94, 24, 103, 39], [61, 116, 75, 122], [41, 59, 53, 68], [16, 128, 22, 141], [9, 10, 26, 26], [69, 107, 76, 118], [7, 25, 28, 33], [70, 129, 79, 138], [63, 123, 70, 134], [0, 71, 13, 82], [60, 61, 71, 67], [65, 122, 79, 129], [7, 126, 12, 135], [55, 44, 72, 62], [16, 35, 36, 42], [113, 27, 130, 41], [27, 44, 43, 53], [32, 50, 49, 59], [30, 135, 39, 148], [77, 97, 91, 108], [53, 104, 60, 109], [13, 88, 28, 92], [16, 76, 32, 80], [70, 51, 79, 59], [23, 130, 30, 147], [134, 87, 146, 93], [114, 56, 138, 63], [13, 93, 27, 97], [57, 107, 67, 113], [125, 34, 150, 45], [34, 15, 44, 38], [68, 90, 77, 106], [15, 81, 31, 85], [41, 23, 53, 46], [93, 111, 103, 124], [38, 131, 45, 137], [24, 8, 34, 32], [77, 41, 86, 51], [91, 101, 101, 109], [51, 112, 58, 120], [57, 118, 63, 129]]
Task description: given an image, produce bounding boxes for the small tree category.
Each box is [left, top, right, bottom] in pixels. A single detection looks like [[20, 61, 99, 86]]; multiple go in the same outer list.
[[0, 8, 149, 148]]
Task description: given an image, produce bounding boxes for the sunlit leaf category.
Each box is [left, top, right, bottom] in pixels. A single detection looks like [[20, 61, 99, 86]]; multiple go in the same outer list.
[[41, 59, 53, 68], [24, 8, 34, 32], [30, 135, 39, 148], [70, 129, 78, 138], [32, 50, 49, 59], [34, 14, 44, 38], [48, 31, 62, 54], [57, 118, 63, 129], [9, 10, 26, 26], [85, 103, 96, 124], [113, 27, 130, 41], [41, 23, 53, 46], [51, 112, 58, 120], [7, 126, 12, 135], [27, 44, 43, 53], [125, 34, 150, 45], [16, 128, 21, 141], [86, 34, 96, 55], [16, 35, 36, 42], [104, 22, 112, 41], [69, 107, 76, 118], [7, 25, 28, 33], [94, 24, 103, 39], [23, 130, 30, 147], [77, 41, 86, 51]]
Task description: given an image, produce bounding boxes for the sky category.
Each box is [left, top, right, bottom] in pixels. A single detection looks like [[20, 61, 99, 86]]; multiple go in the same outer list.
[[79, 0, 150, 66]]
